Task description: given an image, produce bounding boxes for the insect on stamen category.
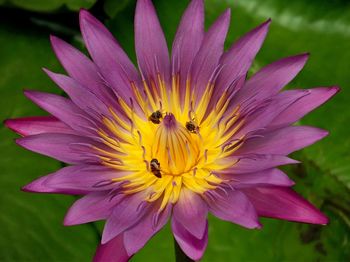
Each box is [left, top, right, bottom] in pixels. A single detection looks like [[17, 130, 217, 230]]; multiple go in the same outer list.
[[150, 158, 162, 178], [149, 110, 163, 124], [186, 120, 198, 133]]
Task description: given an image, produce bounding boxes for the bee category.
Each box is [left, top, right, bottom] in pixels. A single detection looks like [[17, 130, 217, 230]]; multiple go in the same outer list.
[[186, 120, 199, 133], [148, 110, 163, 124], [150, 158, 161, 178]]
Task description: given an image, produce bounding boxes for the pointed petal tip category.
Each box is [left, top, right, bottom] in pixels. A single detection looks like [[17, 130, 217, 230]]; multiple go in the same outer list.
[[79, 8, 91, 19], [320, 216, 329, 225], [307, 210, 329, 225], [21, 183, 35, 193], [301, 126, 330, 141], [49, 35, 69, 59], [63, 214, 77, 226], [302, 52, 310, 59], [172, 219, 208, 261], [101, 232, 112, 245], [15, 137, 25, 147], [42, 68, 60, 81], [278, 52, 310, 66], [21, 185, 31, 192], [79, 8, 98, 28], [23, 90, 48, 103], [15, 136, 40, 154], [49, 34, 57, 43], [256, 221, 263, 229], [289, 180, 296, 186], [244, 219, 263, 229], [294, 52, 310, 62], [331, 85, 341, 94], [49, 34, 62, 46], [258, 18, 271, 29], [290, 159, 301, 165], [94, 235, 130, 262], [219, 8, 231, 22], [42, 67, 51, 75], [210, 7, 231, 28], [63, 201, 91, 226], [21, 176, 51, 193], [15, 136, 35, 151], [21, 183, 40, 193], [318, 128, 329, 138], [79, 7, 88, 13], [244, 187, 330, 225], [253, 18, 271, 32], [3, 119, 18, 133], [23, 89, 35, 99]]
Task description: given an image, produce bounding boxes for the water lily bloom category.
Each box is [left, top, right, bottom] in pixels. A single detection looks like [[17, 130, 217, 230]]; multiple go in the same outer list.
[[5, 0, 338, 260]]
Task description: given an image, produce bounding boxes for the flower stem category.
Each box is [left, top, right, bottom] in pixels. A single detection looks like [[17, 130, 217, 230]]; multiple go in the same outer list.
[[174, 238, 194, 262]]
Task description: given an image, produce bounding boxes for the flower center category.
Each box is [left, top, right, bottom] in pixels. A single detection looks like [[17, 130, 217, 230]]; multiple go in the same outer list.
[[152, 113, 199, 176], [95, 77, 245, 210]]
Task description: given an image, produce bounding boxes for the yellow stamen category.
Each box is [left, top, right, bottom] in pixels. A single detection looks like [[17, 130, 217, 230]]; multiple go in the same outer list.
[[95, 74, 244, 211]]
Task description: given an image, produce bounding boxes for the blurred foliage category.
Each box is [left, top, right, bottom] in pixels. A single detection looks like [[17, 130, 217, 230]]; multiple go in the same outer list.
[[1, 0, 96, 11], [104, 0, 130, 18], [0, 0, 349, 261]]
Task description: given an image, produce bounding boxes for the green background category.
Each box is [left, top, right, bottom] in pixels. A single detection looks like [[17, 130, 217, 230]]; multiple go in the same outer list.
[[1, 0, 349, 261]]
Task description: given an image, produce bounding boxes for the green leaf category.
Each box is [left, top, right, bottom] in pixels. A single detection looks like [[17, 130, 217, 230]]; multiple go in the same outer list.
[[0, 21, 97, 261], [9, 0, 96, 12], [104, 0, 130, 18]]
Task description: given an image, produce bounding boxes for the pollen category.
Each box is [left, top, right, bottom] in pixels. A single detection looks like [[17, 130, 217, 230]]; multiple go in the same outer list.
[[96, 75, 245, 211]]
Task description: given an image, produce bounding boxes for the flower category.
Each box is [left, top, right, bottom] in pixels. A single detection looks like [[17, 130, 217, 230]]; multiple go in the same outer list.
[[5, 0, 338, 260]]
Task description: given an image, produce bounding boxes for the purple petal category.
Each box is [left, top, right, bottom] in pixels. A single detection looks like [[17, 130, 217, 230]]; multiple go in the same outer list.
[[234, 88, 309, 138], [44, 69, 110, 117], [205, 188, 260, 228], [172, 218, 208, 261], [215, 19, 270, 96], [22, 165, 126, 194], [4, 116, 74, 136], [123, 204, 171, 256], [228, 168, 294, 187], [221, 154, 299, 174], [271, 87, 340, 127], [237, 126, 328, 155], [135, 0, 170, 85], [94, 234, 130, 262], [190, 9, 230, 97], [234, 53, 309, 107], [173, 188, 208, 239], [241, 186, 328, 224], [24, 90, 93, 135], [16, 133, 100, 164], [172, 0, 204, 102], [79, 10, 140, 103], [206, 74, 246, 115], [64, 192, 122, 225], [50, 35, 115, 105], [102, 193, 150, 244]]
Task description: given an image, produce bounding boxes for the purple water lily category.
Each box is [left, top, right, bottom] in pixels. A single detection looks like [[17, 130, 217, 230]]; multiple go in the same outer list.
[[5, 0, 338, 261]]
